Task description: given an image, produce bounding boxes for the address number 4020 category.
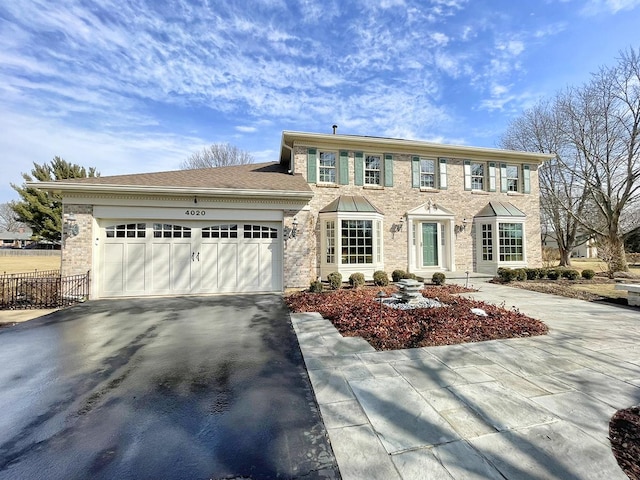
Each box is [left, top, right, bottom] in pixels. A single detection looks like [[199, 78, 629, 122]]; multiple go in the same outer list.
[[185, 210, 206, 216]]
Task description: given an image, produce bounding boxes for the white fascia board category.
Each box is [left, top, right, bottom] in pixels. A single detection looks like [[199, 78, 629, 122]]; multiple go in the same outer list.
[[281, 130, 556, 164], [29, 182, 314, 200]]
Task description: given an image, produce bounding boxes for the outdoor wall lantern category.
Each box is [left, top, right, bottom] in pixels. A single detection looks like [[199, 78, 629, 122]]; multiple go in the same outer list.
[[63, 213, 79, 237], [454, 218, 469, 235], [391, 217, 404, 234], [283, 217, 299, 240]]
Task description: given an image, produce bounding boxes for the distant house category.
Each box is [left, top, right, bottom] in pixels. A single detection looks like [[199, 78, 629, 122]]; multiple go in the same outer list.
[[35, 130, 553, 299], [0, 227, 33, 249], [542, 231, 598, 258]]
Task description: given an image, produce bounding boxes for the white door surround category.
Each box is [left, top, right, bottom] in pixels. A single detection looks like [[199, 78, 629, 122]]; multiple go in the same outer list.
[[406, 201, 456, 274]]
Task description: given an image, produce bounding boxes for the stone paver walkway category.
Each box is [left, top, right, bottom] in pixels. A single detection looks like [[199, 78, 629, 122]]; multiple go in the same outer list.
[[291, 280, 640, 480]]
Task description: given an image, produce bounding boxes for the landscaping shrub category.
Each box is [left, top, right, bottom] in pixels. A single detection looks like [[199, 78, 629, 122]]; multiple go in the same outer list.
[[537, 268, 548, 279], [497, 268, 517, 282], [562, 269, 580, 280], [327, 272, 342, 289], [546, 269, 561, 280], [404, 272, 417, 280], [432, 272, 446, 285], [392, 270, 406, 282], [581, 269, 596, 280], [525, 268, 539, 280], [349, 272, 365, 288], [309, 280, 324, 293], [514, 268, 527, 281], [373, 270, 389, 286]]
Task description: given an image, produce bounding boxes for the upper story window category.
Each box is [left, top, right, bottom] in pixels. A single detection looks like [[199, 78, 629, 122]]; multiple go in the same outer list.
[[318, 151, 337, 184], [471, 162, 485, 190], [506, 165, 519, 192], [500, 163, 531, 194], [364, 155, 382, 185], [464, 160, 496, 192], [420, 159, 436, 188], [412, 157, 447, 190]]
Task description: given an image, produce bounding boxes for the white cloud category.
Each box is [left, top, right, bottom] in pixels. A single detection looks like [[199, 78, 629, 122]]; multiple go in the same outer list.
[[235, 126, 258, 133], [581, 0, 640, 15], [431, 32, 450, 46]]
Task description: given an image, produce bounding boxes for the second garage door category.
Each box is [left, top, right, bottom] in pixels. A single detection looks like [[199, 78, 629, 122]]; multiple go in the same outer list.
[[99, 221, 282, 297]]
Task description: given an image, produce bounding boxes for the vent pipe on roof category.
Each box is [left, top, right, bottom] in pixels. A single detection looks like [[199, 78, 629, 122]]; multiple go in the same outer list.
[[332, 124, 338, 134]]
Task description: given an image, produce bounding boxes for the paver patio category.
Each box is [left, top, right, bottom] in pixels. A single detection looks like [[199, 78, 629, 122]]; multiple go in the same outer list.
[[291, 280, 640, 480]]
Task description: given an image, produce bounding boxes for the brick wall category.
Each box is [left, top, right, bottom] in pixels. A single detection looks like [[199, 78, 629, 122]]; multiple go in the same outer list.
[[289, 146, 543, 286], [61, 204, 94, 277]]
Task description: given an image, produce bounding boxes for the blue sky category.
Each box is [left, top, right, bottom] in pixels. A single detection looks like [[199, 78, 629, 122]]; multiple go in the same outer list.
[[1, 0, 639, 204]]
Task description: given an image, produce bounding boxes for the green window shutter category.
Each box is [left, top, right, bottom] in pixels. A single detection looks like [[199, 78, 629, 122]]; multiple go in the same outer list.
[[488, 162, 496, 192], [339, 150, 349, 185], [500, 163, 508, 192], [523, 164, 531, 194], [307, 148, 317, 184], [384, 154, 393, 187], [463, 160, 471, 191], [354, 151, 364, 186], [411, 156, 420, 188], [439, 158, 448, 189]]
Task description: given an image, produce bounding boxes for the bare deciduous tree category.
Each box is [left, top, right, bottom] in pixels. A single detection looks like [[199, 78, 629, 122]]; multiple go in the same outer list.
[[180, 143, 254, 169], [502, 47, 640, 272], [0, 202, 25, 232]]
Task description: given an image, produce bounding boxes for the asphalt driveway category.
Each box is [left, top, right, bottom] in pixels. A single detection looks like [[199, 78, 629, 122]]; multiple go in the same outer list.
[[0, 294, 339, 480]]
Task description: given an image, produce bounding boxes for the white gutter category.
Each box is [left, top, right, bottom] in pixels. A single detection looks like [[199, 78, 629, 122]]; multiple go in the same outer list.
[[30, 182, 314, 200], [281, 130, 556, 164]]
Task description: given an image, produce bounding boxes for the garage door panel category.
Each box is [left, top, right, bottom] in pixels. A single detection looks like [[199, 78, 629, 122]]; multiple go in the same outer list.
[[218, 243, 238, 291], [172, 243, 192, 291], [241, 243, 260, 290], [103, 243, 125, 295], [151, 243, 171, 291], [198, 243, 219, 291], [126, 244, 146, 293]]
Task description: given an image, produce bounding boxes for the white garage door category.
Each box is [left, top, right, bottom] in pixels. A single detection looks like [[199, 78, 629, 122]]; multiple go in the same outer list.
[[99, 221, 282, 297]]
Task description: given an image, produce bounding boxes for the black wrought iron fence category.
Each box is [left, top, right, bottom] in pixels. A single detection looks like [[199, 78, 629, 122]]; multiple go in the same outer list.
[[0, 270, 90, 309]]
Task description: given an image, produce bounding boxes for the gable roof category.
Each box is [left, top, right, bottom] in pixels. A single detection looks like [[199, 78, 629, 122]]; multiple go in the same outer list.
[[30, 162, 313, 200]]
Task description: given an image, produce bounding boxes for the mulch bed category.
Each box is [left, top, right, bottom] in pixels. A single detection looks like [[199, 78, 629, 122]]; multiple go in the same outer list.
[[610, 406, 640, 480], [286, 285, 547, 350]]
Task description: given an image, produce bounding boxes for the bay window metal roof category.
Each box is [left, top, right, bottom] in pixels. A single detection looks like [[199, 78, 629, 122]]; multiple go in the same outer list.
[[475, 202, 526, 218], [319, 195, 383, 214]]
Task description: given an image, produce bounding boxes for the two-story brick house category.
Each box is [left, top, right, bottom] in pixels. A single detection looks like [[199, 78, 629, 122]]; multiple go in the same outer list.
[[38, 130, 553, 298]]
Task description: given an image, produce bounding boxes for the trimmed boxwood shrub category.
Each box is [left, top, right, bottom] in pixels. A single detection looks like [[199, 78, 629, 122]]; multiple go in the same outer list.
[[404, 272, 417, 280], [432, 272, 446, 285], [327, 272, 342, 290], [546, 269, 561, 280], [349, 272, 365, 288], [581, 269, 595, 280], [392, 270, 406, 282], [525, 268, 538, 280], [373, 270, 389, 286], [562, 269, 580, 280], [309, 280, 324, 293], [536, 268, 548, 279], [497, 267, 517, 282], [514, 268, 527, 281]]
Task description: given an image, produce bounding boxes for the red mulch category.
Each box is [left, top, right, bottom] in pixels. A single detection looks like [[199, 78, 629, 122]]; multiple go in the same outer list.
[[286, 285, 548, 350], [610, 406, 640, 480]]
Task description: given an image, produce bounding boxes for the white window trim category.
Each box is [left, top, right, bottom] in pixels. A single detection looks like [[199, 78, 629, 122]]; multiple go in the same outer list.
[[419, 157, 437, 189], [364, 154, 382, 186], [317, 150, 338, 185], [319, 211, 384, 280], [471, 162, 485, 191], [474, 217, 527, 274]]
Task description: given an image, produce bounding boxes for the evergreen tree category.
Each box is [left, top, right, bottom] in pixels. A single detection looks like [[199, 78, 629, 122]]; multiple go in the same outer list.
[[11, 157, 98, 242]]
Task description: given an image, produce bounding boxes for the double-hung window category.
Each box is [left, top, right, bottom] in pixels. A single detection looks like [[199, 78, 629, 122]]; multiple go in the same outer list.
[[420, 158, 436, 188], [506, 165, 519, 192], [471, 162, 485, 190], [318, 151, 337, 184], [364, 155, 381, 185]]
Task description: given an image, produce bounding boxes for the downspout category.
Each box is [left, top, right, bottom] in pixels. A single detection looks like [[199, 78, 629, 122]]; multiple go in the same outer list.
[[281, 142, 294, 175]]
